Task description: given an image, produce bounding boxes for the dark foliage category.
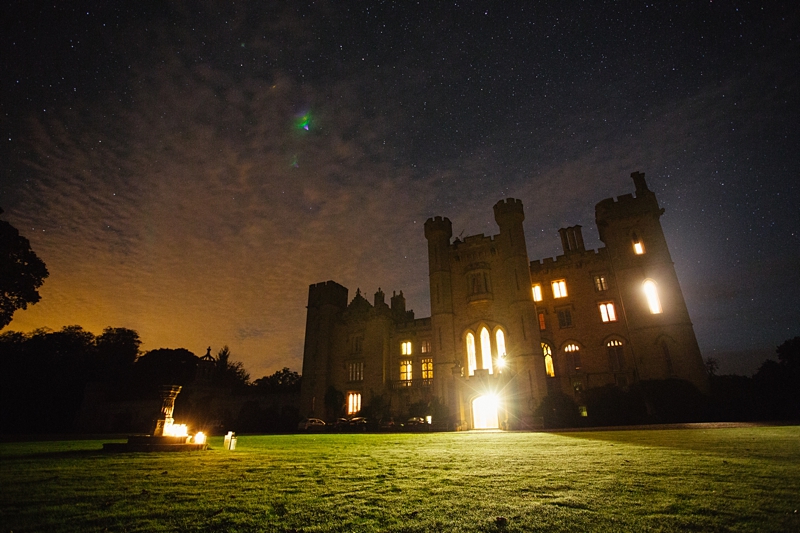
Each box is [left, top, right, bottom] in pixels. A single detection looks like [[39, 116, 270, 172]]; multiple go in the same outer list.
[[213, 345, 250, 389], [252, 367, 301, 393], [535, 392, 582, 429], [324, 385, 345, 420], [0, 208, 49, 329], [707, 374, 761, 421], [0, 325, 140, 433], [584, 384, 648, 426], [752, 346, 800, 421], [635, 379, 710, 423], [130, 348, 199, 395]]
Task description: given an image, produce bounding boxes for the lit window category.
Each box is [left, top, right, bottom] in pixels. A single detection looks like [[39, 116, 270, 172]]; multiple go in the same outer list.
[[542, 343, 555, 377], [495, 329, 507, 370], [532, 284, 543, 301], [632, 233, 645, 255], [400, 360, 412, 385], [607, 340, 624, 371], [599, 302, 617, 322], [538, 312, 546, 330], [421, 358, 433, 383], [565, 343, 581, 370], [421, 340, 431, 354], [593, 275, 608, 292], [401, 341, 412, 355], [347, 392, 361, 415], [495, 330, 506, 357], [348, 362, 364, 381], [643, 280, 662, 314], [480, 327, 493, 374], [552, 280, 568, 298], [466, 333, 477, 376], [557, 308, 573, 328]]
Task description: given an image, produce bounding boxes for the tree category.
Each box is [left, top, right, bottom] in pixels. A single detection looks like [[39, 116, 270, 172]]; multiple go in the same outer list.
[[96, 327, 141, 381], [0, 207, 49, 329], [214, 345, 250, 388], [705, 357, 720, 377], [252, 367, 301, 392], [131, 348, 199, 393], [776, 337, 800, 372]]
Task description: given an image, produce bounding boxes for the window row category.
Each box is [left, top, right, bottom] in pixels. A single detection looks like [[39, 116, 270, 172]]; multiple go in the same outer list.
[[399, 358, 434, 385], [532, 280, 663, 316], [538, 302, 617, 331], [400, 340, 431, 355], [541, 340, 627, 378]]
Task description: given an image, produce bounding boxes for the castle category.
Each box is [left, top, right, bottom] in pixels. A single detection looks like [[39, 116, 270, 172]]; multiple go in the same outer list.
[[300, 172, 708, 429]]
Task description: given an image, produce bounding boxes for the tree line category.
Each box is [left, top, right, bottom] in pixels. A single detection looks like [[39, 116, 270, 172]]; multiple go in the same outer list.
[[0, 325, 301, 434]]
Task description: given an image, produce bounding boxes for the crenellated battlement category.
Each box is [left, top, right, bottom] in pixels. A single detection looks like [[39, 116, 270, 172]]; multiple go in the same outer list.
[[493, 198, 525, 224], [307, 280, 348, 309], [529, 247, 606, 272], [424, 216, 453, 240], [595, 173, 662, 222]]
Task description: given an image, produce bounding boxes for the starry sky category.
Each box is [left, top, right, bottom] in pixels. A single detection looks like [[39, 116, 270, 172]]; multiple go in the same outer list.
[[2, 1, 798, 378]]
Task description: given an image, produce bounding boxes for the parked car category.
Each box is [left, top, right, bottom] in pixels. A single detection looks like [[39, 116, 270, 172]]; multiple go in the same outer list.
[[405, 417, 430, 431], [348, 417, 368, 431], [298, 418, 327, 431]]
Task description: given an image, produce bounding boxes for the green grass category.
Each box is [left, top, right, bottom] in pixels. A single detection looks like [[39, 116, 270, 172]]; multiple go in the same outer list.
[[1, 426, 799, 532]]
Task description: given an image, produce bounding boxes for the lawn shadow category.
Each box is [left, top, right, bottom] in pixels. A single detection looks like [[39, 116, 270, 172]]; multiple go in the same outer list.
[[547, 422, 800, 457]]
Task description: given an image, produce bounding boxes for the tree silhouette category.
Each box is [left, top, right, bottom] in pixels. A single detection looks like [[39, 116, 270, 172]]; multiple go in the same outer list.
[[0, 207, 49, 329], [214, 345, 250, 388], [252, 367, 301, 392]]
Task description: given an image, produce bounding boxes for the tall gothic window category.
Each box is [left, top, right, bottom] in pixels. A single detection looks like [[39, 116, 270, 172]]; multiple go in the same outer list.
[[480, 327, 493, 374], [643, 280, 662, 314], [607, 340, 624, 371], [542, 343, 555, 377], [466, 333, 477, 376]]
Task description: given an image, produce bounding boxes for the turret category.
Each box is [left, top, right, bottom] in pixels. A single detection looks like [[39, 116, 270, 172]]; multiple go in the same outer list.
[[300, 281, 348, 417], [558, 225, 585, 255]]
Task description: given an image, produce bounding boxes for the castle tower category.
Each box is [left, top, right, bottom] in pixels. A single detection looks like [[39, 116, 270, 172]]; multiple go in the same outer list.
[[299, 281, 348, 418], [423, 216, 457, 406], [595, 172, 708, 392], [492, 199, 548, 426]]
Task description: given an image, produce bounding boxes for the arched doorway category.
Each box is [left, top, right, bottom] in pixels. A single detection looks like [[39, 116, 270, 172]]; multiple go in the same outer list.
[[472, 395, 500, 429]]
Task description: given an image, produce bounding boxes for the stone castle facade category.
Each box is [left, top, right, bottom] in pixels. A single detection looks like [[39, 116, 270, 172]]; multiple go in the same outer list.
[[300, 172, 708, 429]]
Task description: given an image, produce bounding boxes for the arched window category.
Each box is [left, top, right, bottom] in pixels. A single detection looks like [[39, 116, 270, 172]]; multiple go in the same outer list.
[[480, 327, 493, 374], [466, 333, 477, 376], [542, 343, 555, 377], [607, 340, 624, 371], [632, 232, 645, 255], [564, 343, 581, 371], [643, 279, 662, 314], [495, 329, 507, 370]]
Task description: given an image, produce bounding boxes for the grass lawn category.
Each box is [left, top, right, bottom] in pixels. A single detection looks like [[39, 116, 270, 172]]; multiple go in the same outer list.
[[1, 426, 799, 532]]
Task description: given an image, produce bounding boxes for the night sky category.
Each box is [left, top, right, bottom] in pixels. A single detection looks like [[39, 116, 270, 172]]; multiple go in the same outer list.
[[2, 2, 798, 379]]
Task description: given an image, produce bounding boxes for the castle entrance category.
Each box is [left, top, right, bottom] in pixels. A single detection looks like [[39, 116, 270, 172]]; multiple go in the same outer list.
[[471, 395, 499, 429]]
